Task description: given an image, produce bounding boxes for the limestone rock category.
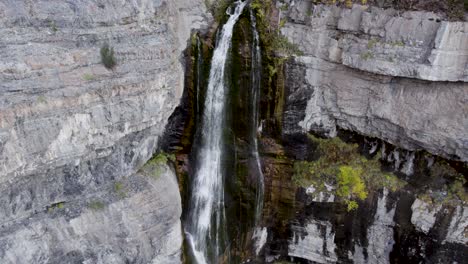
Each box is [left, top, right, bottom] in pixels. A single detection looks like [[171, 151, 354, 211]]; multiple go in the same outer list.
[[0, 163, 183, 264], [282, 3, 468, 161], [288, 220, 338, 263], [0, 0, 210, 262], [411, 198, 442, 234]]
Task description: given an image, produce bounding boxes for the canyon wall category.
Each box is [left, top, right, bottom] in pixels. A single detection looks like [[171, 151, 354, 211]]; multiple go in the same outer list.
[[268, 1, 468, 263], [0, 0, 210, 263], [281, 1, 468, 161]]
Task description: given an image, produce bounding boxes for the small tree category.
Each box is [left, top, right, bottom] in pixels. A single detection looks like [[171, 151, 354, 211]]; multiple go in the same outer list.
[[337, 165, 368, 211], [100, 43, 116, 69]]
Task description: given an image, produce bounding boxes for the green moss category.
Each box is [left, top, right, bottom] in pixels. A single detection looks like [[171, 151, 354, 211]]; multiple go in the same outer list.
[[367, 38, 379, 49], [89, 200, 105, 211], [82, 73, 95, 81], [37, 95, 46, 104], [114, 181, 126, 198], [114, 182, 123, 192], [360, 51, 374, 60], [47, 201, 66, 212], [49, 21, 58, 32], [390, 41, 405, 47], [141, 152, 175, 179]]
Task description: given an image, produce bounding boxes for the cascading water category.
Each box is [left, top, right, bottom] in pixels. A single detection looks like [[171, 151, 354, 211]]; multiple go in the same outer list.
[[249, 8, 268, 256], [249, 8, 264, 226], [186, 2, 248, 263], [195, 35, 202, 122]]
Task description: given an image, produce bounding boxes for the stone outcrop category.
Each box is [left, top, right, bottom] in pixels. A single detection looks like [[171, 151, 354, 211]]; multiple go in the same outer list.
[[0, 163, 182, 264], [288, 220, 338, 263], [0, 0, 210, 262], [281, 1, 468, 161], [410, 198, 442, 234]]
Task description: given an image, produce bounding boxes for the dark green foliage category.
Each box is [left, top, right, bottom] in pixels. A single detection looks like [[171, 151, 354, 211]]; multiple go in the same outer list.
[[100, 43, 117, 69]]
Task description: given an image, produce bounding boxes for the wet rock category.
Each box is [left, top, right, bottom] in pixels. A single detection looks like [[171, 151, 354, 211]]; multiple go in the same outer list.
[[444, 205, 468, 245]]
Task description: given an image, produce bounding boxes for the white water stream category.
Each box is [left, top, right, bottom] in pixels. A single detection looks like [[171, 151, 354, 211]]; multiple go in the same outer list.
[[186, 2, 248, 263]]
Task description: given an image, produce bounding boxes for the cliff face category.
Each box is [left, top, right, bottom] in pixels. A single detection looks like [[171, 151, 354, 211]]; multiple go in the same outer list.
[[281, 2, 468, 161], [269, 1, 468, 263], [0, 0, 209, 263]]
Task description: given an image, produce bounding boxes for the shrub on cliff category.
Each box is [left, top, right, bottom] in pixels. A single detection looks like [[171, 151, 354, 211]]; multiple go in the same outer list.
[[100, 43, 116, 69], [293, 134, 406, 211]]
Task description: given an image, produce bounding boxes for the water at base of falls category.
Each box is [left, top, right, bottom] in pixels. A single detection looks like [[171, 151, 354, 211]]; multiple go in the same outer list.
[[186, 1, 248, 263]]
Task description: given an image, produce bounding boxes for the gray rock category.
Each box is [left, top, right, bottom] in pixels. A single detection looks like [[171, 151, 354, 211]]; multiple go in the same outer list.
[[284, 56, 468, 161], [411, 198, 442, 234], [288, 219, 338, 263], [282, 4, 468, 82], [282, 4, 468, 161], [0, 0, 210, 262], [445, 206, 468, 245], [365, 188, 396, 264], [0, 163, 183, 264]]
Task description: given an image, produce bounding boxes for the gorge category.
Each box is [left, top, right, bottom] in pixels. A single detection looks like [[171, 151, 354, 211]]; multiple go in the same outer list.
[[0, 0, 467, 264]]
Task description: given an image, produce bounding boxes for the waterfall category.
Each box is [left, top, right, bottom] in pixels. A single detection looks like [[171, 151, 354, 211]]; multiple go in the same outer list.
[[186, 1, 248, 263], [250, 8, 264, 226], [195, 35, 202, 122], [249, 8, 267, 256]]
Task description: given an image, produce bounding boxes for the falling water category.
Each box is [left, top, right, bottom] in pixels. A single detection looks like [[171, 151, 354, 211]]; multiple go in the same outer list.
[[249, 8, 268, 256], [250, 8, 264, 226], [186, 1, 248, 263], [195, 35, 203, 122]]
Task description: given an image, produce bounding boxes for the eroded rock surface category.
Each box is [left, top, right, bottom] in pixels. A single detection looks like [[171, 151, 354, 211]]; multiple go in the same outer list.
[[0, 0, 210, 262], [281, 2, 468, 161]]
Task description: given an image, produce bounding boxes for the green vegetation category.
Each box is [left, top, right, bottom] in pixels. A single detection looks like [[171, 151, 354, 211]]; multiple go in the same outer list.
[[82, 73, 95, 81], [390, 40, 405, 47], [100, 43, 117, 69], [251, 0, 302, 57], [279, 18, 287, 28], [88, 200, 105, 211], [367, 38, 379, 49], [114, 181, 126, 198], [360, 51, 374, 60], [293, 135, 406, 211], [37, 95, 46, 104], [49, 21, 58, 32], [47, 202, 66, 212], [140, 152, 175, 179], [337, 166, 368, 200], [206, 0, 231, 23], [418, 160, 468, 204]]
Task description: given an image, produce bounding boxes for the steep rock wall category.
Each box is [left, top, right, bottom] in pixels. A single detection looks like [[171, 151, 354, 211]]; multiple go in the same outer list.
[[280, 1, 468, 161], [0, 0, 210, 263]]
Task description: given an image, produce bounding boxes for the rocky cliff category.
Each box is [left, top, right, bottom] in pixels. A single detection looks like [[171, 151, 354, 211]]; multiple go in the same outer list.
[[265, 1, 468, 263], [0, 0, 210, 263], [281, 1, 468, 161]]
